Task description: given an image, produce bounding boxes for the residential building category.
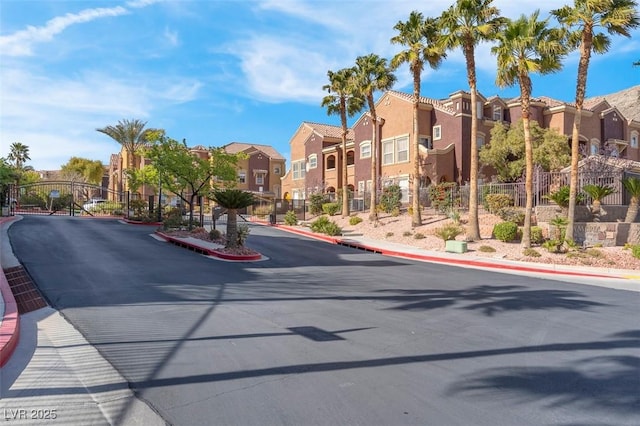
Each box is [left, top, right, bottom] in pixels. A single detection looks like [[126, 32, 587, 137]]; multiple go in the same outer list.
[[281, 85, 640, 204]]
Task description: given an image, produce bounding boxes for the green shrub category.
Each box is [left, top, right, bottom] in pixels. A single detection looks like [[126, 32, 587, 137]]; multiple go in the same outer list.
[[349, 216, 363, 225], [379, 184, 402, 214], [209, 229, 222, 240], [498, 207, 525, 225], [523, 248, 541, 257], [485, 193, 513, 214], [310, 216, 342, 236], [447, 208, 461, 224], [434, 224, 463, 241], [237, 224, 250, 246], [492, 221, 519, 242], [549, 216, 568, 241], [542, 239, 566, 253], [309, 193, 328, 215], [428, 182, 456, 213], [631, 245, 640, 259], [322, 202, 341, 216], [585, 248, 604, 258], [530, 226, 544, 245], [253, 205, 272, 218], [414, 233, 425, 239], [478, 245, 496, 253], [284, 210, 298, 226]]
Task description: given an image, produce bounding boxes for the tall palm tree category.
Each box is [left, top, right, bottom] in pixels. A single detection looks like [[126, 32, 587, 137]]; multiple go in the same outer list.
[[211, 189, 255, 249], [96, 119, 153, 180], [440, 0, 506, 240], [551, 0, 639, 242], [354, 54, 397, 223], [622, 176, 640, 223], [7, 142, 33, 186], [493, 11, 565, 249], [322, 68, 364, 218], [391, 12, 446, 228]]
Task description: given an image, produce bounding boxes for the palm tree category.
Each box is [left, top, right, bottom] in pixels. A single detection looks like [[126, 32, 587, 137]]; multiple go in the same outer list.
[[322, 68, 364, 218], [210, 189, 255, 249], [354, 54, 396, 223], [439, 0, 506, 240], [391, 12, 445, 228], [493, 11, 565, 249], [582, 183, 615, 219], [7, 142, 33, 186], [551, 0, 639, 242], [622, 176, 640, 223], [96, 119, 153, 190]]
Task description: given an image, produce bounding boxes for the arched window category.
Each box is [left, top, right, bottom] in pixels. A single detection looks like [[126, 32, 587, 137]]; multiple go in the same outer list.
[[346, 151, 355, 165], [326, 155, 336, 169]]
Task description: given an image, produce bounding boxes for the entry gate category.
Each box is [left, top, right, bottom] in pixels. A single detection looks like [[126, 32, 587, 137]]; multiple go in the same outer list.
[[8, 181, 129, 217]]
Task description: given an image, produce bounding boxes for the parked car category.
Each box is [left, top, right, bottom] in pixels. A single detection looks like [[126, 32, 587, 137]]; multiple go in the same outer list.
[[83, 199, 107, 211]]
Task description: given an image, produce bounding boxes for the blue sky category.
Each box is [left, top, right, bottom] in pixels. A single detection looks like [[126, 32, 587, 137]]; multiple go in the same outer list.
[[1, 0, 638, 171]]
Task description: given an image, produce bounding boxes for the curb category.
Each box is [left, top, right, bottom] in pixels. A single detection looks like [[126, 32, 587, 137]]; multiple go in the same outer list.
[[155, 231, 263, 261], [267, 222, 627, 280], [0, 216, 19, 367]]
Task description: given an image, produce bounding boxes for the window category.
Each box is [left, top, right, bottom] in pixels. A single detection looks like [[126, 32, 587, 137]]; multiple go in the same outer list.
[[274, 166, 281, 175], [326, 155, 336, 169], [292, 160, 306, 180], [493, 105, 502, 121], [382, 140, 394, 165], [396, 136, 409, 162], [358, 181, 365, 194], [590, 141, 599, 155], [419, 136, 432, 150], [476, 101, 484, 118], [477, 136, 485, 150], [256, 174, 264, 185], [308, 154, 317, 169], [347, 151, 355, 165], [238, 172, 246, 183], [433, 125, 442, 140], [631, 132, 639, 148], [360, 141, 371, 158]]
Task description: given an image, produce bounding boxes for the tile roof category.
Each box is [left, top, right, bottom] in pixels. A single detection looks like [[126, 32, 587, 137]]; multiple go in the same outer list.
[[223, 142, 285, 160], [302, 122, 354, 140], [386, 90, 456, 115]]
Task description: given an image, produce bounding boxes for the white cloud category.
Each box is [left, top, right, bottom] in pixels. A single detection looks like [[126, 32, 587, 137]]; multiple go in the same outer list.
[[163, 27, 179, 47], [0, 6, 129, 56]]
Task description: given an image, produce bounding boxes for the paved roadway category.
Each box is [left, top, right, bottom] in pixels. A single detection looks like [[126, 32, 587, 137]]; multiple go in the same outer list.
[[7, 215, 640, 425]]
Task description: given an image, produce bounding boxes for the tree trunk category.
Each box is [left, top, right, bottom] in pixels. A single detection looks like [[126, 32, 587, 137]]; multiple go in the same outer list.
[[624, 197, 638, 223], [464, 42, 481, 241], [226, 209, 238, 249], [369, 96, 379, 223], [567, 29, 592, 242], [520, 77, 533, 249], [411, 69, 422, 228], [341, 103, 350, 218]]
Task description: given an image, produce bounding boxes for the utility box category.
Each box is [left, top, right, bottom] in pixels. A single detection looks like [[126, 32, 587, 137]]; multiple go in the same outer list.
[[445, 240, 468, 253]]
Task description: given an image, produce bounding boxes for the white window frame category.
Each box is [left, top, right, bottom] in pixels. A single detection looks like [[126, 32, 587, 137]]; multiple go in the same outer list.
[[493, 105, 502, 121], [433, 125, 442, 141], [238, 171, 246, 184], [382, 140, 394, 165], [590, 140, 600, 156], [255, 174, 264, 185], [396, 136, 409, 163], [631, 131, 639, 148], [360, 141, 371, 159], [308, 154, 318, 169], [292, 160, 306, 180]]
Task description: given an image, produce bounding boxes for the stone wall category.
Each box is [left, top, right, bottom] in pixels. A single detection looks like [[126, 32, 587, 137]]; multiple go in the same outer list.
[[543, 222, 640, 247], [535, 205, 639, 223]]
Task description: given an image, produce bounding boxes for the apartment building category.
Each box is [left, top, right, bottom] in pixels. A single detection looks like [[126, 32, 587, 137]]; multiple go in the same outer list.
[[281, 86, 640, 203]]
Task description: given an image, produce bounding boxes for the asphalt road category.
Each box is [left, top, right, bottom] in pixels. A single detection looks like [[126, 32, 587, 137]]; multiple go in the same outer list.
[[8, 215, 640, 426]]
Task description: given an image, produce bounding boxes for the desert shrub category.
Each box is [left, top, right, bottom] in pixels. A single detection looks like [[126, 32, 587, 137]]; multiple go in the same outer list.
[[447, 208, 461, 224], [385, 232, 394, 238], [414, 233, 425, 239], [485, 193, 514, 214], [478, 245, 496, 253], [497, 207, 525, 225], [434, 224, 463, 241], [523, 248, 541, 257], [492, 221, 518, 242], [163, 208, 187, 230], [349, 216, 363, 226], [310, 216, 342, 236], [309, 193, 328, 215], [284, 210, 298, 226], [549, 216, 568, 241], [530, 226, 544, 245], [322, 202, 341, 216], [390, 207, 401, 217], [585, 248, 604, 258], [209, 229, 222, 240], [191, 227, 206, 234], [379, 184, 402, 214], [403, 231, 412, 237], [632, 245, 640, 259], [428, 182, 456, 213], [237, 224, 250, 246], [129, 199, 148, 217], [542, 239, 566, 253]]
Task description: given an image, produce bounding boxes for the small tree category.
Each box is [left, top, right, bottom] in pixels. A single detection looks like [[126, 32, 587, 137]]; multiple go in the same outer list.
[[582, 184, 615, 220], [210, 189, 254, 249]]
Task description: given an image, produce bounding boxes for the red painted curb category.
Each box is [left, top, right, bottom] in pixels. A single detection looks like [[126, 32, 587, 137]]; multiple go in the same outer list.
[[123, 219, 163, 226], [0, 270, 20, 368], [272, 224, 614, 279], [156, 232, 262, 261]]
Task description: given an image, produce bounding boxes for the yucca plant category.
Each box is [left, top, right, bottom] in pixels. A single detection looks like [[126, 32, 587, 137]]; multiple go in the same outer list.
[[582, 184, 615, 219], [622, 177, 640, 223]]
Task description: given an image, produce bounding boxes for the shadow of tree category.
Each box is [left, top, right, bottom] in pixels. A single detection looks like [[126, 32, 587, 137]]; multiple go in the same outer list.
[[448, 332, 640, 415], [377, 285, 607, 315]]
